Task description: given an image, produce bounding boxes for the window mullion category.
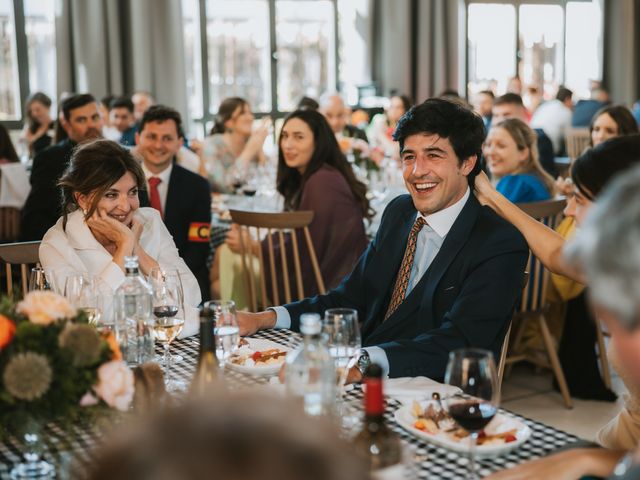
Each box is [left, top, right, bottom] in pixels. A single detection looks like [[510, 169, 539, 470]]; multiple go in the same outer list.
[[13, 0, 29, 122], [269, 0, 278, 116], [198, 0, 210, 128]]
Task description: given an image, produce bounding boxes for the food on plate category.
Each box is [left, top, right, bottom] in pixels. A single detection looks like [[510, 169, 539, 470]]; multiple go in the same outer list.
[[230, 346, 287, 368], [411, 399, 518, 446]]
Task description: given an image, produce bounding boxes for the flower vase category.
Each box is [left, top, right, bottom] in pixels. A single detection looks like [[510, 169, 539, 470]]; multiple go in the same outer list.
[[10, 422, 55, 479]]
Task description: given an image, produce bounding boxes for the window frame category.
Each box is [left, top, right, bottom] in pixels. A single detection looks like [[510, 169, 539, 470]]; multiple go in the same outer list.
[[1, 0, 29, 129]]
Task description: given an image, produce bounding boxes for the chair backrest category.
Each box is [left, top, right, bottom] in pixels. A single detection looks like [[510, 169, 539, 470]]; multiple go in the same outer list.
[[497, 271, 529, 386], [0, 241, 41, 298], [229, 210, 326, 312], [565, 127, 591, 160], [516, 198, 566, 313], [0, 207, 21, 243]]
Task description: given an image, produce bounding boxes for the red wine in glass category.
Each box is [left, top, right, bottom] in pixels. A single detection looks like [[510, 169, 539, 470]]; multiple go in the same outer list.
[[448, 401, 497, 432]]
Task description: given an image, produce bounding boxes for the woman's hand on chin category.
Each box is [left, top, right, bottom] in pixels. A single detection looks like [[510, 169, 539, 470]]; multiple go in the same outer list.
[[87, 210, 135, 255]]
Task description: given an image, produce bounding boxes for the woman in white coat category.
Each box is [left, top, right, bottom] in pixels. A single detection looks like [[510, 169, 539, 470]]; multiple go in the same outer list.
[[39, 139, 201, 336]]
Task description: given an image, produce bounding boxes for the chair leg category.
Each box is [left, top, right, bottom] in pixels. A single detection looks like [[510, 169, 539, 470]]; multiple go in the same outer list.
[[539, 315, 573, 409], [504, 317, 527, 378], [595, 319, 612, 390]]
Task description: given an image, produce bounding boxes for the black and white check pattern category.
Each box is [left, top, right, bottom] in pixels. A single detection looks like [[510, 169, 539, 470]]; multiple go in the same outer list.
[[0, 330, 580, 479]]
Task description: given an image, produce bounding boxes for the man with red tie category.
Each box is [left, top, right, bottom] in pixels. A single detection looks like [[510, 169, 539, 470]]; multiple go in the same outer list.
[[135, 105, 211, 301], [238, 98, 528, 381]]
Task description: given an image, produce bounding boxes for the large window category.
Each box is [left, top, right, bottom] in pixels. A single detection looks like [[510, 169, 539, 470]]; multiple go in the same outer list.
[[0, 0, 20, 120], [467, 1, 603, 100]]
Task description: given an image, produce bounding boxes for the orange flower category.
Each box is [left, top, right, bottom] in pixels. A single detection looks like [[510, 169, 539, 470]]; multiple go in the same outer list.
[[0, 315, 16, 349], [101, 330, 122, 361]]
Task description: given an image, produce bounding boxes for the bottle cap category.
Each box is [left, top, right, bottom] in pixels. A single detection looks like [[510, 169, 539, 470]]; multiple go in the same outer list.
[[124, 256, 139, 270], [300, 313, 321, 335]]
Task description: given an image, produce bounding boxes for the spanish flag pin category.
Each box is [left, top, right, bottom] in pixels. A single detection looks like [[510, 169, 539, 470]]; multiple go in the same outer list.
[[188, 222, 211, 242]]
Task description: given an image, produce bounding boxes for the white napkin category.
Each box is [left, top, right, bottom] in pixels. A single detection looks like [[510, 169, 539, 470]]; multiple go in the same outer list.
[[384, 376, 461, 404], [0, 163, 30, 208]]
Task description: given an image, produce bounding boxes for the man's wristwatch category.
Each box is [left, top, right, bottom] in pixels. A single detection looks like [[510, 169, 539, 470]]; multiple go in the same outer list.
[[357, 349, 371, 377]]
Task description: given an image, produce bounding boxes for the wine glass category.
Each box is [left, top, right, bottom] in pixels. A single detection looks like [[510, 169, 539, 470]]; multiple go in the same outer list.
[[64, 275, 100, 324], [148, 268, 185, 364], [323, 308, 361, 429], [28, 267, 52, 292], [443, 348, 500, 480], [151, 277, 186, 392], [205, 300, 239, 372]]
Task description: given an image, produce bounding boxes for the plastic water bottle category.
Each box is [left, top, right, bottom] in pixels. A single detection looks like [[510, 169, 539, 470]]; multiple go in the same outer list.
[[115, 256, 154, 365], [285, 313, 335, 416]]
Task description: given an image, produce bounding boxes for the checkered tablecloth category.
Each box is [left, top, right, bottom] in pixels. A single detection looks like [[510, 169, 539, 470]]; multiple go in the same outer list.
[[0, 330, 581, 479]]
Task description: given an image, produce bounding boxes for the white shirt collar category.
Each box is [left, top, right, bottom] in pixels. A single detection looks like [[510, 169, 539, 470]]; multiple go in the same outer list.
[[416, 187, 470, 238], [141, 161, 173, 184]]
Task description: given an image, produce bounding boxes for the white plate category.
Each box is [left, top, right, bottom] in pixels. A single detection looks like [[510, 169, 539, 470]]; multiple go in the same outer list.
[[227, 338, 289, 376], [394, 401, 531, 458]]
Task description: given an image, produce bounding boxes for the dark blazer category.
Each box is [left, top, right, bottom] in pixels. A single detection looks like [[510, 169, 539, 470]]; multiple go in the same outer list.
[[284, 193, 528, 380], [534, 128, 557, 178], [21, 139, 76, 241], [163, 164, 212, 302]]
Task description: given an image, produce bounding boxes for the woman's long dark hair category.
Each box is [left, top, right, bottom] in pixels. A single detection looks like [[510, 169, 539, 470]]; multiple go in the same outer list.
[[276, 109, 372, 220], [589, 105, 639, 146], [24, 92, 52, 133], [0, 124, 19, 163], [210, 97, 249, 135]]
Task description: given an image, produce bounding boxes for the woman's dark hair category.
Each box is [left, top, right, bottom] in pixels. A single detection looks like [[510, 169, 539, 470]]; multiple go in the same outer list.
[[572, 134, 640, 200], [58, 139, 145, 228], [391, 94, 413, 115], [589, 105, 639, 146], [210, 97, 249, 135], [276, 109, 372, 220], [0, 124, 19, 163], [24, 92, 52, 132]]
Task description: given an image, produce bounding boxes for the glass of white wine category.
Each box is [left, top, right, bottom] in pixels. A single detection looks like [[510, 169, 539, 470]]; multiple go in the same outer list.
[[205, 300, 239, 372], [151, 277, 185, 392], [28, 267, 52, 292], [64, 274, 101, 324]]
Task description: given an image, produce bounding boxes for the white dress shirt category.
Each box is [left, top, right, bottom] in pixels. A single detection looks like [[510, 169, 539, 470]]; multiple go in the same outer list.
[[39, 207, 202, 337], [142, 162, 173, 213], [273, 188, 471, 376]]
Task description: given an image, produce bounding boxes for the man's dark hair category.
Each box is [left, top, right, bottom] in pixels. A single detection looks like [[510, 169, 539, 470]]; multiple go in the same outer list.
[[393, 98, 485, 185], [493, 93, 524, 108], [479, 90, 495, 99], [110, 96, 134, 113], [139, 105, 183, 138], [556, 87, 573, 103], [101, 94, 115, 110], [61, 93, 97, 121], [297, 96, 320, 111]]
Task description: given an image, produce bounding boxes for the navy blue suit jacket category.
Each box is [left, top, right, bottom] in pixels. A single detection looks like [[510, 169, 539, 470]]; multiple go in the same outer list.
[[163, 164, 211, 302], [284, 193, 528, 380]]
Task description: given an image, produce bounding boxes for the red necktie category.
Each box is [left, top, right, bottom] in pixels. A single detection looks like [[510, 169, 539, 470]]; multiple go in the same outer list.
[[148, 177, 163, 218], [384, 216, 426, 320]]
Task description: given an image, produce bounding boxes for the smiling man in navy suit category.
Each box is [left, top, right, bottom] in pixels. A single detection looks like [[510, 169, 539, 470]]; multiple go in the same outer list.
[[238, 98, 528, 381]]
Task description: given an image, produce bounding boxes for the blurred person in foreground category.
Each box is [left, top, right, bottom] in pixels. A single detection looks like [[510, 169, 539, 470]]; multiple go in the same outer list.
[[238, 98, 528, 382], [486, 163, 640, 480], [39, 139, 201, 336], [87, 393, 369, 480], [21, 93, 103, 241]]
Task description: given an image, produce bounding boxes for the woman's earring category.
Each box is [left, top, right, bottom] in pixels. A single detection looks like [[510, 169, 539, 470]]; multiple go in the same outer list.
[[82, 208, 88, 215]]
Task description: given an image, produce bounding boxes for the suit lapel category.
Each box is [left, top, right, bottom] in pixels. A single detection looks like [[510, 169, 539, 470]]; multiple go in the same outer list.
[[365, 195, 481, 342]]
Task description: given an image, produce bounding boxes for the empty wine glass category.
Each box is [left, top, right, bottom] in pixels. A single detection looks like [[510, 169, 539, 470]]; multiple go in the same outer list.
[[205, 300, 239, 372], [64, 275, 100, 324], [151, 278, 185, 392], [148, 268, 185, 364], [443, 348, 500, 480], [323, 308, 361, 429], [28, 267, 52, 292]]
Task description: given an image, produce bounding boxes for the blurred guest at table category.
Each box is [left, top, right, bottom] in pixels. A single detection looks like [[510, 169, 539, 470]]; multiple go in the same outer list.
[[297, 95, 319, 111], [39, 139, 201, 336], [523, 85, 543, 115], [0, 125, 19, 165], [573, 86, 610, 127], [109, 96, 137, 147], [202, 97, 270, 193], [318, 93, 371, 165], [21, 93, 103, 241], [0, 125, 29, 243], [492, 93, 556, 177], [590, 105, 639, 147], [485, 162, 640, 480], [214, 109, 370, 303], [472, 90, 494, 131], [368, 94, 412, 161], [87, 393, 368, 480], [134, 105, 211, 301], [531, 86, 574, 155], [483, 118, 555, 203], [237, 98, 528, 382], [20, 92, 54, 158], [100, 94, 121, 141], [131, 90, 155, 123]]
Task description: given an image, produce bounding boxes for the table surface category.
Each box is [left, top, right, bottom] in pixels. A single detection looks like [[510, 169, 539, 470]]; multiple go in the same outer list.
[[0, 329, 581, 479]]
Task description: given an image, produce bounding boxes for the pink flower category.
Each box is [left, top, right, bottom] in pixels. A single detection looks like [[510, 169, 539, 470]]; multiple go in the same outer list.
[[80, 391, 99, 407], [17, 291, 76, 325], [94, 361, 134, 411]]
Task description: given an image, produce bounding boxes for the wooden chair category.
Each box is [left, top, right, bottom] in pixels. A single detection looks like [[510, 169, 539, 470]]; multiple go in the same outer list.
[[565, 128, 591, 160], [229, 210, 326, 312], [503, 198, 574, 408], [0, 241, 41, 298], [497, 271, 529, 388], [0, 207, 21, 243]]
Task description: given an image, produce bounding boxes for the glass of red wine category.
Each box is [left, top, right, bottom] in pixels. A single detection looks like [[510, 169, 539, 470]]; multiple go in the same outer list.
[[443, 348, 500, 479]]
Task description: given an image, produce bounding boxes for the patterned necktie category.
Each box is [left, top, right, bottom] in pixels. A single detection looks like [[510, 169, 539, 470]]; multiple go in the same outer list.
[[148, 177, 163, 218], [384, 216, 427, 321]]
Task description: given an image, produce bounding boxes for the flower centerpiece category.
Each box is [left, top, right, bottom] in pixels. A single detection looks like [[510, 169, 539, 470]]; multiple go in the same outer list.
[[0, 291, 134, 476]]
